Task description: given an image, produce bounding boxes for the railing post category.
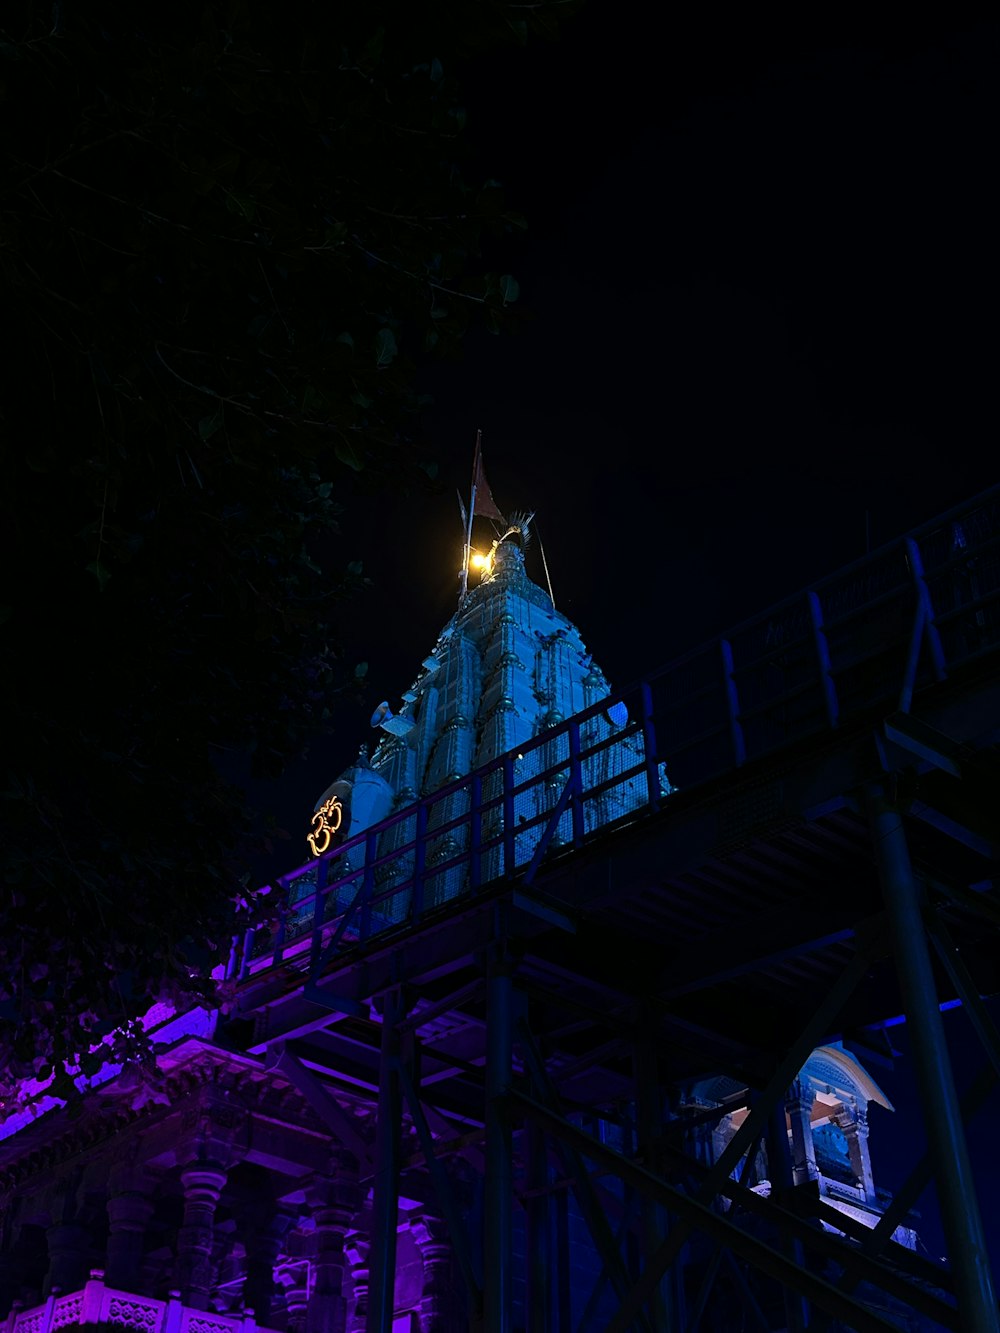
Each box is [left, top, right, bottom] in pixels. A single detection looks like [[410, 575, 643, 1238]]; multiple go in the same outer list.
[[224, 934, 240, 983], [470, 773, 483, 892], [163, 1290, 184, 1333], [309, 854, 330, 974], [639, 681, 662, 812], [567, 722, 584, 848], [502, 757, 516, 876], [360, 830, 377, 941], [807, 590, 839, 729], [719, 640, 746, 766], [80, 1269, 106, 1325], [411, 802, 428, 925], [900, 536, 947, 712], [238, 926, 255, 983], [271, 905, 288, 969], [37, 1294, 55, 1333]]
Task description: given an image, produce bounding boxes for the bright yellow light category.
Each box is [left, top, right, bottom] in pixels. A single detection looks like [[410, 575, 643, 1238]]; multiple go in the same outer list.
[[470, 551, 489, 570]]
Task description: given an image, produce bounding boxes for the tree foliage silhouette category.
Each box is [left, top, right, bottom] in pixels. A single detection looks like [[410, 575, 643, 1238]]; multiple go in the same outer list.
[[0, 0, 575, 1105]]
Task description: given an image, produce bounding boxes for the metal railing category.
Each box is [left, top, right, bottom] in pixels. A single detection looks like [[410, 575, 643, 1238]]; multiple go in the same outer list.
[[237, 485, 1000, 982]]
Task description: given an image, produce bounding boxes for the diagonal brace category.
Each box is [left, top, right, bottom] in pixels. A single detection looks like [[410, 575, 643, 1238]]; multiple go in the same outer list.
[[516, 1017, 654, 1333], [511, 1088, 908, 1333], [265, 1042, 372, 1170], [393, 1053, 482, 1308]]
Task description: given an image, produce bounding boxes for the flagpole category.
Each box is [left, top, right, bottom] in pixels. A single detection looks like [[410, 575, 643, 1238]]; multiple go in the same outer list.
[[535, 520, 557, 610], [460, 429, 482, 603], [460, 482, 476, 603]]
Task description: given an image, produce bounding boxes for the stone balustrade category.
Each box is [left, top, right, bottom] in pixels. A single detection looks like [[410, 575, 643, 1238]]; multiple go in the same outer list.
[[1, 1272, 272, 1333]]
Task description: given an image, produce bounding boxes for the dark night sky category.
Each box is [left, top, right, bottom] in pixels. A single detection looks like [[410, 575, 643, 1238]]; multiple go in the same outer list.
[[269, 11, 999, 842], [252, 10, 1000, 1272]]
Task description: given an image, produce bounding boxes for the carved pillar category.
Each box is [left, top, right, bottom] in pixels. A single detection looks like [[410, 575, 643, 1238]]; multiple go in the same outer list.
[[345, 1222, 369, 1333], [7, 1222, 47, 1310], [175, 1164, 227, 1309], [689, 1117, 716, 1171], [44, 1222, 89, 1296], [411, 1213, 457, 1333], [277, 1258, 310, 1333], [837, 1105, 877, 1205], [786, 1080, 819, 1187], [106, 1169, 154, 1294], [306, 1152, 361, 1333], [243, 1212, 292, 1327], [0, 1247, 18, 1320], [173, 1079, 247, 1310]]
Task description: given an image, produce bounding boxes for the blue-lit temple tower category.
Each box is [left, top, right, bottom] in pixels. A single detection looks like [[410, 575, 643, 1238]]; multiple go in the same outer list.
[[3, 483, 1000, 1333], [299, 514, 661, 929]]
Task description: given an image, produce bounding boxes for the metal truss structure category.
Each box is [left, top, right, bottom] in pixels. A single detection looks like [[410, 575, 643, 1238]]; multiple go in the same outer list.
[[231, 486, 1000, 1332]]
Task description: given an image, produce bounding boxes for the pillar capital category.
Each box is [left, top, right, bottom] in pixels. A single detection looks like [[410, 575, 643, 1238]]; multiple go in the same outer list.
[[179, 1163, 228, 1201], [407, 1211, 449, 1253], [305, 1151, 362, 1230], [345, 1218, 370, 1333], [785, 1081, 819, 1186], [177, 1083, 248, 1173], [834, 1104, 876, 1203], [786, 1078, 815, 1114], [409, 1212, 456, 1333]]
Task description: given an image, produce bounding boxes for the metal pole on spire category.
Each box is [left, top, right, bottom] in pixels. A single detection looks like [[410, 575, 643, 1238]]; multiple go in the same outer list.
[[459, 429, 481, 603]]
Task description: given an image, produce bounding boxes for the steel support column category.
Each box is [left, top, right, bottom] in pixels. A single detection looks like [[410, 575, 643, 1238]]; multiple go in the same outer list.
[[484, 958, 513, 1333], [513, 1088, 906, 1333], [524, 1119, 550, 1333], [367, 990, 402, 1333], [868, 789, 1000, 1333], [633, 1021, 673, 1330], [766, 1101, 808, 1333]]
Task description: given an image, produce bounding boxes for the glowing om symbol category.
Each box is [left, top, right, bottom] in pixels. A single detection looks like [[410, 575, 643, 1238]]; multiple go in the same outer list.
[[307, 796, 343, 857]]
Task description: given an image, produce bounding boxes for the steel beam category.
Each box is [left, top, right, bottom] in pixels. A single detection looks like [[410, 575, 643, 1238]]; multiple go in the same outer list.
[[684, 1136, 766, 1333], [394, 978, 484, 1035], [516, 1017, 653, 1333], [815, 1061, 994, 1330], [264, 1042, 373, 1169], [868, 789, 1000, 1333], [633, 1020, 671, 1331], [576, 1190, 640, 1333], [720, 1251, 772, 1333], [808, 589, 840, 727], [524, 1119, 550, 1333], [930, 916, 1000, 1079], [766, 1100, 808, 1333], [367, 990, 402, 1333], [484, 959, 513, 1333], [511, 1088, 907, 1333], [394, 1054, 481, 1307]]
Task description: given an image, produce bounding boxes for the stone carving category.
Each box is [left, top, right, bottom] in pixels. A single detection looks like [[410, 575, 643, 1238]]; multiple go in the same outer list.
[[106, 1297, 160, 1329], [50, 1294, 85, 1329], [187, 1318, 237, 1333]]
